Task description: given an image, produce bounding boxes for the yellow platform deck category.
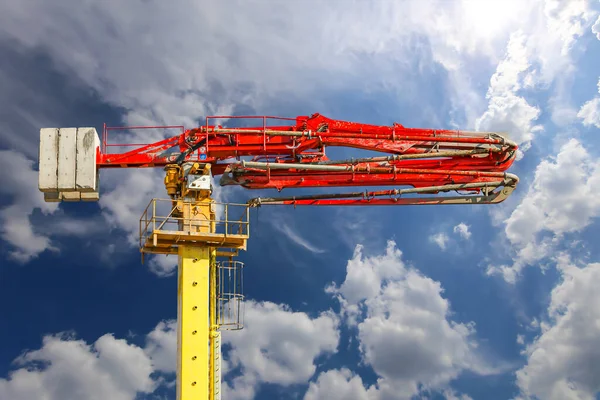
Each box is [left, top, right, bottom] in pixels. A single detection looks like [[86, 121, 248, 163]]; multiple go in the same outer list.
[[141, 230, 248, 255]]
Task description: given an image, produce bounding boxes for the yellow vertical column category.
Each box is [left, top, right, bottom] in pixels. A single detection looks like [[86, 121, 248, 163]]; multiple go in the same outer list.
[[177, 245, 210, 400], [209, 249, 221, 400]]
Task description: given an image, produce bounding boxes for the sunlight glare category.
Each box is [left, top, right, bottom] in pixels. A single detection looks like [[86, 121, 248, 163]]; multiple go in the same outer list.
[[462, 0, 524, 39]]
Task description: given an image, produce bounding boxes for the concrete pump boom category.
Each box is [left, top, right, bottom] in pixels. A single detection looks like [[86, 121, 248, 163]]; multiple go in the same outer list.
[[37, 113, 519, 400]]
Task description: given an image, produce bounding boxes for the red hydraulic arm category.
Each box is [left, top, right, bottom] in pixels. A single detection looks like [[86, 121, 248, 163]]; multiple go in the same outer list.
[[99, 113, 519, 206]]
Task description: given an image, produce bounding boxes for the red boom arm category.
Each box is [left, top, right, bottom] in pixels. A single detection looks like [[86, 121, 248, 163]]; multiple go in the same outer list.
[[98, 113, 519, 206]]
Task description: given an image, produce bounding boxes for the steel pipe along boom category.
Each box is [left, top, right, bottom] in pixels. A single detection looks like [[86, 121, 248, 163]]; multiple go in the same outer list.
[[247, 178, 518, 207]]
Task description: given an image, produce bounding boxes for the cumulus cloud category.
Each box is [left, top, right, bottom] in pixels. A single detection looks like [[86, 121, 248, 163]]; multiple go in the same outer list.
[[327, 241, 494, 399], [594, 15, 600, 40], [0, 148, 148, 266], [453, 223, 471, 240], [516, 259, 600, 400], [305, 368, 475, 400], [506, 141, 600, 241], [304, 368, 369, 400], [430, 232, 450, 250], [223, 300, 339, 399], [0, 332, 156, 400], [442, 389, 474, 400], [147, 255, 178, 277], [538, 0, 598, 124], [473, 0, 596, 140], [0, 298, 339, 400], [489, 139, 600, 282], [144, 320, 177, 374], [475, 31, 541, 148], [99, 169, 166, 245], [142, 302, 340, 400], [0, 150, 59, 262], [530, 0, 598, 83], [577, 78, 600, 128], [579, 97, 600, 128], [543, 0, 598, 55]]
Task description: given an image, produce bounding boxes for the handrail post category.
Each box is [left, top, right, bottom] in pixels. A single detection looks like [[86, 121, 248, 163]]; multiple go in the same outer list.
[[262, 116, 266, 151], [139, 209, 143, 250]]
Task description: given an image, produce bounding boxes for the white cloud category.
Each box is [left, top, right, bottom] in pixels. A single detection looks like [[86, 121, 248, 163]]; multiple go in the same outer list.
[[430, 232, 450, 250], [532, 0, 597, 83], [144, 320, 177, 374], [543, 0, 598, 55], [39, 217, 107, 237], [304, 369, 369, 400], [145, 302, 340, 400], [473, 1, 597, 140], [516, 259, 600, 400], [328, 241, 494, 399], [578, 97, 600, 128], [0, 332, 156, 400], [577, 78, 600, 128], [537, 0, 598, 123], [0, 134, 173, 270], [147, 255, 178, 277], [0, 301, 338, 400], [0, 150, 59, 262], [593, 15, 600, 40], [490, 139, 600, 282], [0, 1, 407, 129], [272, 222, 325, 254], [453, 223, 472, 240], [223, 300, 339, 400], [99, 169, 166, 245], [328, 242, 406, 310], [442, 389, 474, 400], [475, 31, 542, 147]]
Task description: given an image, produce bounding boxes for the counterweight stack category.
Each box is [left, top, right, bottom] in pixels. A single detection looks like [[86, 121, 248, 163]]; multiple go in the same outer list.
[[38, 112, 520, 400]]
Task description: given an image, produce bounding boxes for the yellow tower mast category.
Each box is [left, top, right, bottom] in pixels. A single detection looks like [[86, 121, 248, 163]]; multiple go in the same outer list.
[[140, 162, 250, 400]]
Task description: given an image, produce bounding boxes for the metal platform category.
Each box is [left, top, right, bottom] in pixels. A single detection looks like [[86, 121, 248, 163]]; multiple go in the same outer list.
[[140, 198, 250, 256]]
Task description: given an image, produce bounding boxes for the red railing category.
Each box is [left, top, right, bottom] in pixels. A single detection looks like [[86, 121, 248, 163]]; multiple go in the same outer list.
[[102, 123, 185, 155]]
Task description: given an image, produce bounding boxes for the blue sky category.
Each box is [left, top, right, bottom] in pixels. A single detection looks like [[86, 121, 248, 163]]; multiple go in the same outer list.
[[1, 1, 600, 399]]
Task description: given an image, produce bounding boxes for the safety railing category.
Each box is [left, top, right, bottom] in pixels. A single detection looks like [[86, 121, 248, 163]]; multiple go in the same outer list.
[[217, 260, 244, 330], [102, 124, 185, 156], [139, 198, 250, 252], [204, 115, 297, 155]]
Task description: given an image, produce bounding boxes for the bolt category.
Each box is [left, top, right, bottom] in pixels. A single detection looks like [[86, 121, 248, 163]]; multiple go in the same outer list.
[[192, 356, 197, 360], [191, 381, 197, 386], [192, 330, 197, 335], [192, 306, 197, 310], [192, 282, 197, 286]]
